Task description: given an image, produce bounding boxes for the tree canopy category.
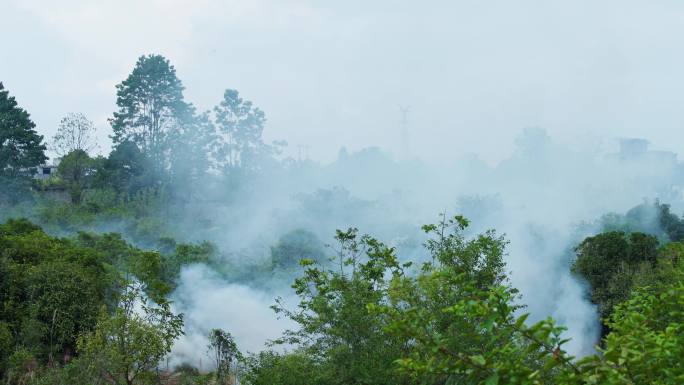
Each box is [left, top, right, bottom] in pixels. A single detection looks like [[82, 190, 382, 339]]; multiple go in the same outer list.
[[50, 113, 98, 157], [110, 54, 191, 176], [0, 82, 46, 202], [572, 231, 659, 337]]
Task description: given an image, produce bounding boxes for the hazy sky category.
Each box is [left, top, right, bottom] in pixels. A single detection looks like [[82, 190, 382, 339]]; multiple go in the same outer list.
[[3, 0, 684, 163]]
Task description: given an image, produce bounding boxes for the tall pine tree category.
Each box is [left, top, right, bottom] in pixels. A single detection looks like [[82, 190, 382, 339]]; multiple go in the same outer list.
[[110, 55, 190, 179]]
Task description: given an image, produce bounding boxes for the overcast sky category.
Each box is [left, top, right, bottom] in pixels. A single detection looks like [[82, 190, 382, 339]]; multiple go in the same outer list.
[[3, 0, 684, 163]]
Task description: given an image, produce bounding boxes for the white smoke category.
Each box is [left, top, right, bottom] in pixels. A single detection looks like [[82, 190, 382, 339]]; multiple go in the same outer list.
[[166, 129, 682, 361], [169, 264, 296, 368]]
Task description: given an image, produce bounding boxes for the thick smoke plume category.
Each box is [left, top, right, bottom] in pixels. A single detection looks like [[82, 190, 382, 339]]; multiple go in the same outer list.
[[166, 127, 682, 360]]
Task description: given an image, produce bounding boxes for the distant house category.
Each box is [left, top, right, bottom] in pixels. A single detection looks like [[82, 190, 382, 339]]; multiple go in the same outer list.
[[617, 138, 677, 168], [33, 158, 61, 180], [34, 164, 58, 180]]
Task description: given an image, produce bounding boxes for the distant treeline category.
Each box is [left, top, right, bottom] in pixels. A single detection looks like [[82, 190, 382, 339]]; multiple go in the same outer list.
[[1, 54, 280, 206]]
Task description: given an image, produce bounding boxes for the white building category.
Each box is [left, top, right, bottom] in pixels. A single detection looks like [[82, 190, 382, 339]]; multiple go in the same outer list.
[[33, 158, 61, 180], [34, 164, 59, 180]]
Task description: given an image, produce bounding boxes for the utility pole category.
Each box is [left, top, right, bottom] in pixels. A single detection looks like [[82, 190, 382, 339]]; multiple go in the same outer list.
[[398, 105, 410, 159]]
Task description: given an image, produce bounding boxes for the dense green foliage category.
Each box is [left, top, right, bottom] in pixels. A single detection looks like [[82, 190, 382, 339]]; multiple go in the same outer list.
[[0, 218, 212, 384], [374, 217, 566, 385], [0, 218, 110, 377], [271, 227, 410, 385], [574, 279, 684, 383], [572, 231, 658, 336], [2, 208, 684, 384], [243, 216, 684, 385], [242, 351, 322, 385], [0, 82, 47, 203], [57, 149, 96, 204], [77, 282, 183, 385], [93, 140, 154, 195]]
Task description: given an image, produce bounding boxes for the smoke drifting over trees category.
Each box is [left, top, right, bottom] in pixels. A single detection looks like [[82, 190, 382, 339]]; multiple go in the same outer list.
[[3, 2, 684, 383]]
